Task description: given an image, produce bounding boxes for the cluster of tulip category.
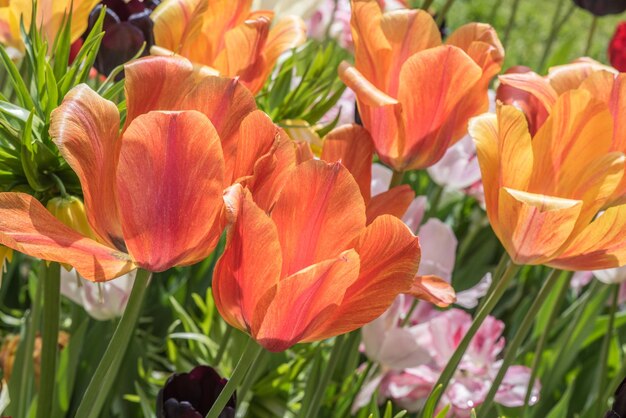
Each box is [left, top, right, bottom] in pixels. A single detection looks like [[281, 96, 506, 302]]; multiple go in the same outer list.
[[1, 0, 626, 417]]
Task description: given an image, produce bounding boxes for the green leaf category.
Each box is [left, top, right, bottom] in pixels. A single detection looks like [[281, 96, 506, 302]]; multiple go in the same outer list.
[[434, 405, 451, 418], [545, 383, 574, 418], [0, 46, 35, 111], [422, 384, 443, 418]]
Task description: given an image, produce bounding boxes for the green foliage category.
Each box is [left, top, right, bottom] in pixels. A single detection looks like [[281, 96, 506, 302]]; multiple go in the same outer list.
[[257, 40, 350, 132]]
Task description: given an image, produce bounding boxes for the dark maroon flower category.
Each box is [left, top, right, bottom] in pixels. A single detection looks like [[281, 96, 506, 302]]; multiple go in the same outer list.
[[606, 375, 626, 418], [157, 366, 236, 418], [87, 0, 160, 76], [609, 21, 626, 71], [574, 0, 626, 16]]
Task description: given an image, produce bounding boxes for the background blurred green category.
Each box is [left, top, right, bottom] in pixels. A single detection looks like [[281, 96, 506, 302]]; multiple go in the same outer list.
[[438, 0, 623, 71]]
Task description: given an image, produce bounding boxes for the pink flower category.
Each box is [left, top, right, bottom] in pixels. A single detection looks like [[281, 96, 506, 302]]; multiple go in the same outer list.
[[307, 0, 353, 49], [427, 136, 482, 191], [572, 268, 626, 303], [60, 268, 135, 320], [359, 308, 541, 416]]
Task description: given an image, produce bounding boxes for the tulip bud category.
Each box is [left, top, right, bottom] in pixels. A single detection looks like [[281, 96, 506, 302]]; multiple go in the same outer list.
[[157, 366, 236, 418], [47, 196, 97, 271], [46, 196, 96, 240], [282, 119, 323, 156]]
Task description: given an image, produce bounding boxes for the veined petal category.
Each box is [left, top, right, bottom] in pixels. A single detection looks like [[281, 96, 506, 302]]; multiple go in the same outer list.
[[226, 110, 279, 185], [116, 111, 225, 272], [549, 204, 626, 270], [244, 138, 298, 212], [254, 250, 360, 352], [497, 188, 583, 265], [214, 14, 270, 93], [446, 23, 504, 77], [124, 56, 197, 124], [151, 0, 207, 54], [408, 275, 456, 307], [0, 193, 134, 282], [469, 112, 501, 224], [365, 185, 415, 225], [350, 0, 391, 88], [271, 160, 366, 277], [398, 45, 482, 169], [50, 84, 123, 248], [529, 89, 614, 197], [320, 124, 375, 202], [263, 15, 307, 73], [547, 58, 616, 94], [308, 214, 420, 340], [498, 72, 558, 112], [380, 9, 441, 96], [338, 62, 398, 107], [213, 185, 282, 333]]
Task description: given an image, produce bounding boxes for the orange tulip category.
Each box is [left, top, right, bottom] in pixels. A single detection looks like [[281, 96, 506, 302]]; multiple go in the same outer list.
[[497, 58, 626, 203], [339, 0, 504, 171], [471, 88, 626, 270], [151, 0, 307, 94], [309, 124, 416, 223], [0, 0, 98, 52], [213, 159, 455, 352], [0, 56, 286, 281]]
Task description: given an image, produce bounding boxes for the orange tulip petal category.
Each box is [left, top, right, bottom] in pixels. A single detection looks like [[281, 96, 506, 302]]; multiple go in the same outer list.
[[254, 249, 360, 352], [350, 0, 390, 87], [226, 110, 279, 185], [213, 185, 282, 333], [214, 15, 270, 93], [0, 193, 134, 282], [365, 185, 415, 225], [547, 58, 616, 94], [497, 188, 582, 265], [50, 84, 123, 248], [264, 15, 307, 71], [320, 124, 375, 202], [380, 9, 441, 95], [529, 90, 614, 197], [338, 62, 399, 107], [550, 204, 626, 270], [116, 110, 225, 271], [446, 23, 504, 77], [244, 138, 298, 213], [271, 160, 366, 276], [308, 214, 420, 340], [408, 275, 456, 308], [469, 112, 501, 224], [498, 72, 558, 112], [398, 45, 482, 169], [124, 56, 197, 125], [151, 0, 207, 54]]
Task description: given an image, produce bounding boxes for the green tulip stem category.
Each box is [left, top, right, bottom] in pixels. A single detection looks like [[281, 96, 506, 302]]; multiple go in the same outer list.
[[74, 269, 151, 418], [205, 337, 263, 418]]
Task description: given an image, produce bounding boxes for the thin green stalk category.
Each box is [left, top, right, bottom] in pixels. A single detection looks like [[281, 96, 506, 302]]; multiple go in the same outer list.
[[521, 272, 572, 417], [304, 335, 346, 418], [206, 338, 263, 418], [36, 262, 61, 418], [421, 0, 434, 10], [538, 0, 575, 70], [389, 170, 405, 188], [421, 257, 520, 416], [74, 269, 151, 418], [214, 325, 233, 366], [594, 284, 619, 417], [477, 269, 562, 415], [436, 0, 457, 26], [584, 15, 598, 56], [424, 185, 444, 221], [503, 0, 522, 47], [10, 264, 44, 418]]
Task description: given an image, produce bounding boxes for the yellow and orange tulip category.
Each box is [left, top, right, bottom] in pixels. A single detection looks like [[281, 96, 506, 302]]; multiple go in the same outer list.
[[471, 88, 626, 270], [213, 159, 455, 352], [339, 0, 504, 171], [0, 56, 287, 281], [498, 59, 626, 203], [0, 0, 98, 51], [151, 0, 307, 94]]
